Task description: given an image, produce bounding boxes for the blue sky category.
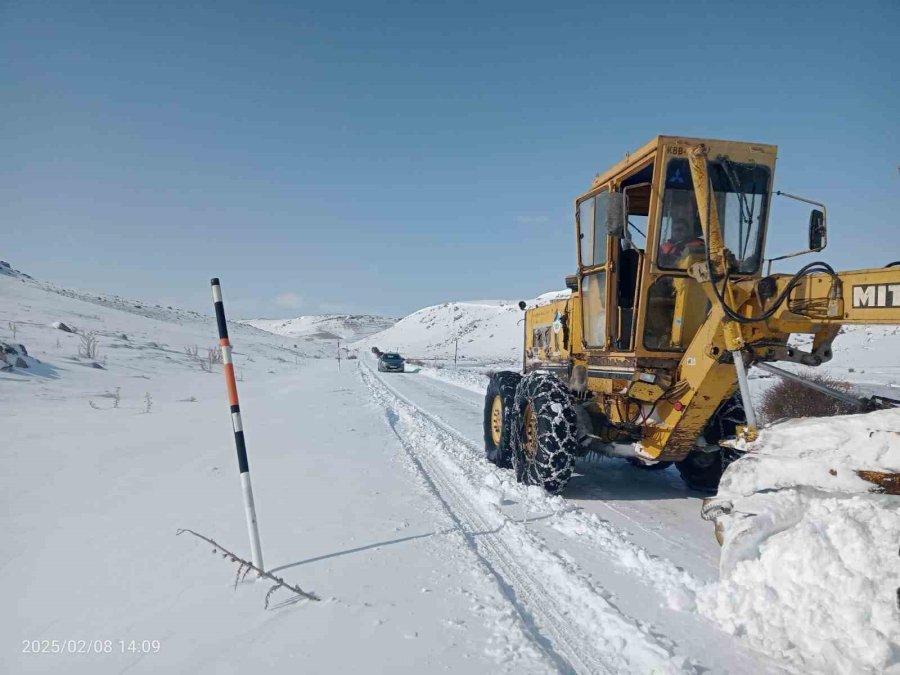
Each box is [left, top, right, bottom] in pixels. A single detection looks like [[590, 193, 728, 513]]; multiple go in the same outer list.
[[2, 0, 898, 319]]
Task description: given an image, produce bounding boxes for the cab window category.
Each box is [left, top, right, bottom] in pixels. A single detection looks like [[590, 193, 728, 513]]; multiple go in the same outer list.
[[658, 158, 769, 273], [578, 191, 608, 268]]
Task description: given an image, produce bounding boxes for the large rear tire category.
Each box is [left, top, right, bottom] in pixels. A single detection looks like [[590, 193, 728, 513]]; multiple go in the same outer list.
[[677, 393, 746, 491], [511, 371, 578, 494], [483, 371, 522, 468]]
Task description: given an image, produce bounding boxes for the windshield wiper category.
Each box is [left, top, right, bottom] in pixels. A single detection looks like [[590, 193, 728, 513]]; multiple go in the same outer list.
[[720, 156, 756, 259]]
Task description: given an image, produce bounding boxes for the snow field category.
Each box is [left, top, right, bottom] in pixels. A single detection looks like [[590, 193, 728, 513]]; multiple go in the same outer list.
[[1, 272, 562, 674]]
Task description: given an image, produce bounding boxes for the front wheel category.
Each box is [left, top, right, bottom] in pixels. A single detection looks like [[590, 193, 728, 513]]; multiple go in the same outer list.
[[676, 450, 724, 491], [483, 371, 521, 468], [511, 372, 578, 494], [677, 393, 747, 491]]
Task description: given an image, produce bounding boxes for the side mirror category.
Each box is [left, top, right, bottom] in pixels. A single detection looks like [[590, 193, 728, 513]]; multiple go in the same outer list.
[[518, 300, 527, 311], [808, 209, 826, 251], [605, 193, 626, 237], [565, 275, 578, 291]]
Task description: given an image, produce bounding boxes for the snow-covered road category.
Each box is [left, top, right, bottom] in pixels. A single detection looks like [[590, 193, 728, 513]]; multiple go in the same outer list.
[[362, 360, 784, 674], [374, 365, 721, 576]]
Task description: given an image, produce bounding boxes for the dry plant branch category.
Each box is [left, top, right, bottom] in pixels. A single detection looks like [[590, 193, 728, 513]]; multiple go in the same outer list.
[[207, 347, 223, 366], [78, 332, 99, 359], [176, 528, 319, 607]]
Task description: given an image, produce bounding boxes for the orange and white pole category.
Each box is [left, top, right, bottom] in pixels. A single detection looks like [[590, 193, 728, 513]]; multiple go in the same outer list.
[[211, 277, 264, 572]]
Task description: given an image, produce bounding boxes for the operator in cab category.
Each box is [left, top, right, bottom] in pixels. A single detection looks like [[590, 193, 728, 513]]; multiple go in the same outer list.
[[659, 218, 705, 268]]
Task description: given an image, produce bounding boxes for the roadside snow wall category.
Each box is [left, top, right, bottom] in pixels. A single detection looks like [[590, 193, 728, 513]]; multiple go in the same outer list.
[[699, 409, 900, 673]]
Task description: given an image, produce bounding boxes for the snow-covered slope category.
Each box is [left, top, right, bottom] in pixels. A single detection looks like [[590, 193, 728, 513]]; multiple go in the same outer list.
[[0, 268, 559, 674], [242, 314, 396, 342], [1, 261, 325, 359], [351, 291, 570, 364]]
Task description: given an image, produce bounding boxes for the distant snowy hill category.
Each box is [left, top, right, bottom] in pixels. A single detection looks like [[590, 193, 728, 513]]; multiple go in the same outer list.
[[353, 288, 900, 393], [351, 291, 570, 364], [0, 262, 332, 359], [242, 314, 396, 343]]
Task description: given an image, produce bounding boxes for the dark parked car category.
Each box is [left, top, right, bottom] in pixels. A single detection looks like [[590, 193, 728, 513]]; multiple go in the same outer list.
[[377, 352, 405, 373]]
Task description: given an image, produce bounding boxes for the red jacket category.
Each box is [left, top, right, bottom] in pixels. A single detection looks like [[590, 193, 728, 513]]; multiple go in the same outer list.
[[660, 238, 704, 258]]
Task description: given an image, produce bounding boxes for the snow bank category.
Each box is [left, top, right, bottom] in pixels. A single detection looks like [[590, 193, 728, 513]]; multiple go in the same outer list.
[[700, 409, 900, 673], [721, 408, 900, 498]]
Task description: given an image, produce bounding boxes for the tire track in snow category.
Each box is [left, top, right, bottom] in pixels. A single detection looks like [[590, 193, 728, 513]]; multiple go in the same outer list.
[[361, 363, 685, 674], [381, 403, 573, 674], [410, 370, 484, 408], [379, 364, 703, 610]]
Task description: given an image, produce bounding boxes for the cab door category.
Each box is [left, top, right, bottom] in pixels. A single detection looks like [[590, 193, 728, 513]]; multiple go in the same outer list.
[[608, 177, 652, 352], [576, 190, 612, 351]]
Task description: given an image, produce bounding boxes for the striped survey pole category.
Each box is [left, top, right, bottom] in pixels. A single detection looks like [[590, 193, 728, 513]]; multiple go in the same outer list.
[[211, 278, 265, 572]]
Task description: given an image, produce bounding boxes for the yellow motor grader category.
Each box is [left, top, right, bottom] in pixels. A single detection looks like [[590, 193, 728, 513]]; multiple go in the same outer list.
[[484, 135, 900, 493]]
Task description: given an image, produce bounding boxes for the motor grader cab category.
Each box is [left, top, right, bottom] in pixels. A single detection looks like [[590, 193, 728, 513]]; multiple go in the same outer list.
[[484, 135, 900, 494]]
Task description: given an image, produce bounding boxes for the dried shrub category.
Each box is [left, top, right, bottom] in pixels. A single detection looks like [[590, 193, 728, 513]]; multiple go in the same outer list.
[[176, 528, 319, 607], [78, 333, 99, 359], [207, 347, 223, 366], [759, 371, 859, 424]]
